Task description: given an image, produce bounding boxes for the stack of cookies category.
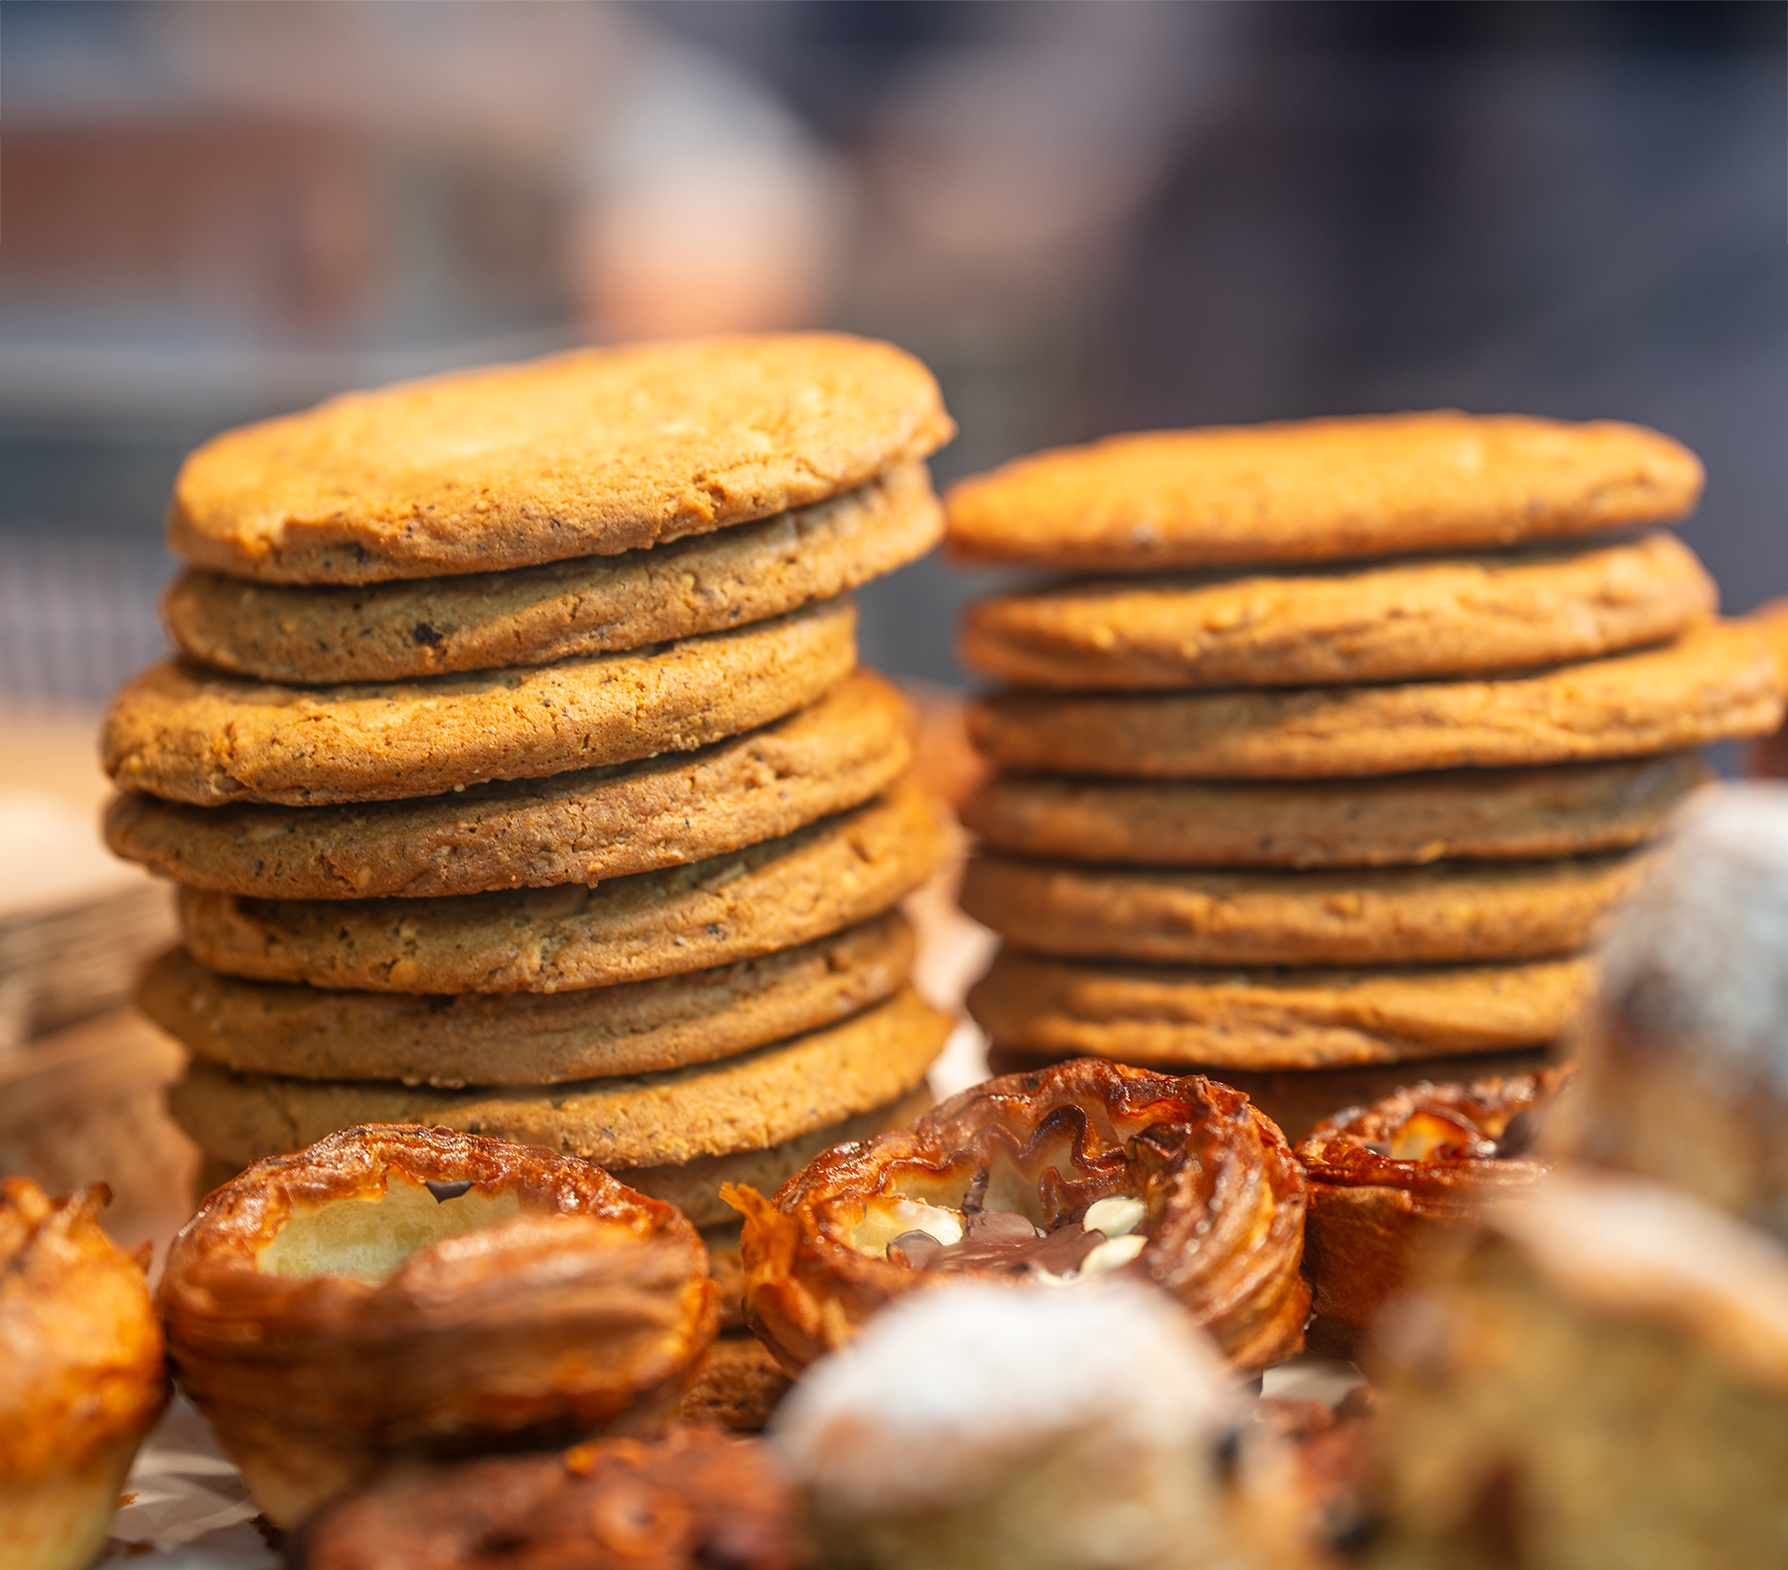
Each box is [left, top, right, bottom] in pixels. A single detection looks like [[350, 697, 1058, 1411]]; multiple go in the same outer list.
[[101, 333, 959, 1229], [947, 412, 1787, 1138]]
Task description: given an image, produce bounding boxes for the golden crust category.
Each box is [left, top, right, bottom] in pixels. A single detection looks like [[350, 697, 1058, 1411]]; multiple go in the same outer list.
[[1296, 1069, 1569, 1337], [946, 411, 1702, 570], [142, 915, 914, 1087], [0, 1180, 168, 1491], [960, 851, 1643, 967], [104, 597, 856, 807], [166, 463, 943, 684], [967, 949, 1593, 1070], [169, 333, 954, 583], [167, 989, 952, 1174], [966, 621, 1784, 779], [175, 781, 942, 993], [984, 1043, 1553, 1146], [293, 1426, 806, 1569], [961, 533, 1715, 689], [159, 1124, 718, 1528], [106, 671, 913, 899], [731, 1059, 1310, 1375], [961, 754, 1707, 870]]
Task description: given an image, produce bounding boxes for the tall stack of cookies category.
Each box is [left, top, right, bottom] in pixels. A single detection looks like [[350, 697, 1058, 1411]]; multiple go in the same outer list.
[[102, 333, 958, 1230], [948, 412, 1787, 1138]]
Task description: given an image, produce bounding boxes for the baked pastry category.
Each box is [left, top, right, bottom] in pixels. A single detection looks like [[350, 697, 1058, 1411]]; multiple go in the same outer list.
[[0, 1180, 169, 1570], [770, 1278, 1304, 1570], [1549, 783, 1788, 1236], [731, 1058, 1309, 1374], [292, 1426, 808, 1570], [1367, 1169, 1788, 1567], [984, 1044, 1553, 1147], [158, 1123, 717, 1528], [1296, 1068, 1569, 1348]]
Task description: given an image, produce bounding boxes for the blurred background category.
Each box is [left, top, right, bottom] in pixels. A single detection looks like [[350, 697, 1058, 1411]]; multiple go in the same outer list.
[[2, 0, 1783, 702]]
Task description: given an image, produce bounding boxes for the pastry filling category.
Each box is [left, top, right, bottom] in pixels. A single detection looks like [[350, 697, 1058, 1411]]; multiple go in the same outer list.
[[255, 1173, 522, 1281], [1375, 1102, 1545, 1163], [851, 1174, 1147, 1282]]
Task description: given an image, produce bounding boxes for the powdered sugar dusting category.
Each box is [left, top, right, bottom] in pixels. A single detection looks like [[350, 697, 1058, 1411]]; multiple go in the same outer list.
[[1596, 783, 1788, 1093], [770, 1279, 1237, 1515]]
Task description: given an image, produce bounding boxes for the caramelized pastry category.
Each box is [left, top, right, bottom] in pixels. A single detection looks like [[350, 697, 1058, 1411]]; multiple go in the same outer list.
[[158, 1123, 717, 1528], [1367, 1169, 1788, 1568], [771, 1278, 1305, 1570], [1296, 1068, 1569, 1347], [0, 1181, 169, 1570], [1550, 783, 1788, 1235], [293, 1425, 808, 1570], [729, 1058, 1309, 1374]]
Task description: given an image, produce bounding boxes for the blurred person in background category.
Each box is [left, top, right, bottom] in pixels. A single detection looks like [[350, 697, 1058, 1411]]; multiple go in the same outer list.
[[1, 0, 1781, 702]]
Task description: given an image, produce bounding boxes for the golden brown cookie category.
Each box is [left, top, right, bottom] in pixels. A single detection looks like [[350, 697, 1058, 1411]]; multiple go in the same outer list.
[[104, 597, 855, 807], [967, 948, 1592, 1070], [177, 782, 942, 992], [946, 411, 1702, 570], [167, 464, 942, 684], [166, 987, 950, 1180], [671, 1335, 794, 1432], [961, 533, 1714, 688], [107, 671, 912, 898], [967, 621, 1783, 779], [169, 333, 954, 584], [617, 1085, 933, 1228], [140, 913, 914, 1087], [959, 851, 1643, 966], [961, 753, 1709, 869]]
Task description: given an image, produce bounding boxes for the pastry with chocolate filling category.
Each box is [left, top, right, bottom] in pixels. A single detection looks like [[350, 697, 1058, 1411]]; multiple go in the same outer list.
[[770, 1279, 1308, 1570], [1547, 783, 1788, 1238], [158, 1123, 717, 1528], [1366, 1170, 1788, 1568], [1297, 1068, 1570, 1350], [729, 1058, 1309, 1374], [0, 1180, 169, 1570], [292, 1426, 808, 1570]]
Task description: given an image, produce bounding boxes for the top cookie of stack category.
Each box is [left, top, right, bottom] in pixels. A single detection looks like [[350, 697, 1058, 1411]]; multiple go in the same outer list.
[[102, 333, 958, 1225], [948, 412, 1786, 1138]]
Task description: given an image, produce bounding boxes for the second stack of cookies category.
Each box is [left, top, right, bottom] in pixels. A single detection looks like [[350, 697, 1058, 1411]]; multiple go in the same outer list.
[[948, 412, 1786, 1137], [102, 332, 958, 1228]]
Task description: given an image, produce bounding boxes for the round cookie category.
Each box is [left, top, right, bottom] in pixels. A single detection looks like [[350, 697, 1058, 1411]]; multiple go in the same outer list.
[[967, 947, 1593, 1071], [104, 597, 855, 807], [967, 621, 1783, 779], [107, 671, 912, 899], [140, 913, 914, 1087], [618, 1086, 934, 1229], [169, 333, 954, 584], [166, 464, 943, 685], [165, 987, 950, 1184], [961, 753, 1709, 870], [946, 411, 1702, 571], [959, 851, 1644, 966], [961, 533, 1714, 689], [177, 782, 943, 992]]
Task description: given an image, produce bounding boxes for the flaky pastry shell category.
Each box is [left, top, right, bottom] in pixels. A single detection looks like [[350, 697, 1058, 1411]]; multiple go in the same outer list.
[[730, 1058, 1309, 1374], [158, 1124, 717, 1528], [1296, 1069, 1568, 1342], [292, 1426, 806, 1570], [0, 1180, 169, 1570]]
